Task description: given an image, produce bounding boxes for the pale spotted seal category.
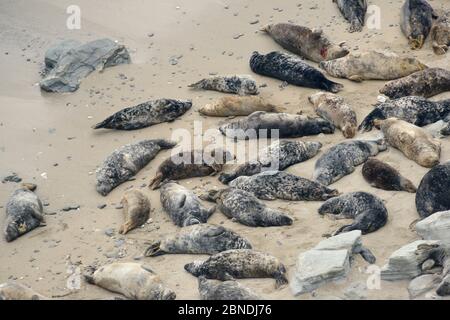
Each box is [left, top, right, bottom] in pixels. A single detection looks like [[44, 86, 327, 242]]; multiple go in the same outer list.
[[0, 282, 48, 300], [333, 0, 368, 32], [149, 148, 233, 189], [199, 96, 278, 117], [189, 75, 258, 95], [261, 23, 349, 62], [358, 96, 450, 132], [219, 140, 322, 184], [198, 277, 262, 300], [144, 224, 251, 257], [93, 99, 192, 130], [313, 139, 387, 186], [308, 92, 357, 138], [184, 249, 288, 288], [201, 188, 293, 227], [250, 51, 343, 93], [431, 11, 450, 55], [229, 171, 339, 201], [96, 139, 176, 196], [401, 0, 436, 49], [318, 192, 388, 235], [85, 262, 176, 300], [219, 111, 335, 140], [159, 182, 215, 227], [119, 189, 150, 234], [319, 50, 427, 82], [375, 118, 441, 168], [362, 158, 417, 193]]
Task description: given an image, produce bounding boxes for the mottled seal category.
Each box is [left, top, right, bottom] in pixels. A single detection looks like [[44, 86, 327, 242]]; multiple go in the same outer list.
[[198, 277, 262, 300], [149, 148, 233, 189], [85, 262, 176, 300], [416, 161, 450, 218], [250, 51, 343, 93], [96, 139, 176, 196], [313, 139, 387, 186], [189, 75, 258, 95], [4, 185, 45, 242], [119, 189, 150, 234], [144, 224, 251, 257], [219, 140, 322, 184], [0, 282, 48, 300], [219, 111, 335, 140], [93, 99, 192, 130], [184, 249, 288, 288], [376, 118, 441, 168], [362, 158, 417, 193], [261, 23, 349, 62], [333, 0, 367, 32], [159, 182, 215, 227], [308, 92, 357, 138], [358, 96, 450, 132], [380, 68, 450, 99], [431, 11, 450, 55], [318, 192, 388, 235], [319, 50, 427, 82], [401, 0, 435, 49], [199, 96, 277, 117], [202, 188, 293, 227], [229, 171, 339, 201]]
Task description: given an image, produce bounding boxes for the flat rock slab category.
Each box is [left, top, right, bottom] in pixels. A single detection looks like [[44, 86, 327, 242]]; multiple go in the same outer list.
[[40, 38, 130, 93], [416, 211, 450, 243], [314, 230, 362, 253], [408, 274, 442, 299]]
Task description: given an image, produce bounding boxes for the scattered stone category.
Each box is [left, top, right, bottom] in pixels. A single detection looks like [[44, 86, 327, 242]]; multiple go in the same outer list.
[[250, 20, 259, 24], [343, 282, 368, 300], [62, 205, 80, 212], [233, 33, 244, 39], [2, 173, 22, 183], [104, 229, 114, 237], [97, 204, 107, 210], [422, 259, 436, 272], [408, 274, 442, 299], [416, 211, 450, 243]]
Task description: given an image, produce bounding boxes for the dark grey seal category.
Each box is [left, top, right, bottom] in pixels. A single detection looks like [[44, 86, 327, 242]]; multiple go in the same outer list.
[[219, 111, 335, 140], [198, 277, 262, 300], [202, 188, 293, 227], [96, 139, 176, 196], [333, 0, 368, 32], [184, 249, 288, 288], [4, 185, 45, 242], [416, 161, 450, 218], [250, 51, 343, 93], [93, 99, 192, 130], [401, 0, 436, 50], [358, 96, 450, 132], [159, 182, 215, 227], [229, 171, 339, 201], [188, 75, 259, 95], [144, 224, 251, 256], [313, 139, 387, 186], [318, 192, 388, 235], [219, 140, 322, 184]]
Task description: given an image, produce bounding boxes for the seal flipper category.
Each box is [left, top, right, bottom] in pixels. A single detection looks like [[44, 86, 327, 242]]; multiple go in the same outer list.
[[144, 241, 166, 257], [358, 246, 377, 264], [149, 172, 164, 190], [358, 108, 386, 132], [323, 80, 344, 93], [216, 271, 234, 281], [274, 265, 288, 289]]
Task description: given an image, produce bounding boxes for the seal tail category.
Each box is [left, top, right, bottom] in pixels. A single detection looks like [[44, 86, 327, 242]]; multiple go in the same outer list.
[[274, 265, 288, 289], [218, 172, 236, 184], [149, 172, 164, 190], [358, 108, 386, 132], [323, 80, 343, 93], [92, 116, 114, 130], [188, 79, 205, 89], [144, 241, 165, 257], [154, 139, 177, 150]]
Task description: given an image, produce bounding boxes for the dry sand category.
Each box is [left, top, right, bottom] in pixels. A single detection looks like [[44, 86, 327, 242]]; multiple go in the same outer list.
[[0, 0, 450, 300]]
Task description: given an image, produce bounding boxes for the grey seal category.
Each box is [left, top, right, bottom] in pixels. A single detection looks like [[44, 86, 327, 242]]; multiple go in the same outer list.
[[198, 277, 262, 300], [333, 0, 368, 32], [199, 96, 278, 117], [431, 10, 450, 55], [119, 189, 150, 234], [0, 282, 48, 300], [188, 75, 259, 95], [401, 0, 436, 49]]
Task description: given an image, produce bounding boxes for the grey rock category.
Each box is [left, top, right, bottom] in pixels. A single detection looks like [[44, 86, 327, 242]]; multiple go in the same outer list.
[[2, 173, 22, 183], [416, 211, 450, 243], [408, 274, 442, 299], [343, 282, 368, 300], [422, 259, 436, 271], [44, 39, 81, 71], [436, 274, 450, 296]]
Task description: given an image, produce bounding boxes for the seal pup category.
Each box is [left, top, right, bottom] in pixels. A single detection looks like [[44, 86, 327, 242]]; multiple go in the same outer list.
[[431, 11, 450, 55], [188, 75, 258, 95], [416, 161, 450, 218], [333, 0, 368, 32], [401, 0, 435, 50], [0, 282, 48, 300], [375, 118, 441, 168], [313, 139, 387, 186], [4, 184, 45, 242], [92, 99, 192, 130], [308, 92, 357, 138], [119, 189, 150, 234], [144, 224, 251, 257], [160, 182, 215, 227], [199, 96, 278, 117], [184, 249, 288, 288], [219, 111, 335, 140], [250, 51, 343, 93], [261, 23, 349, 62], [198, 277, 262, 300], [85, 262, 176, 300], [362, 158, 417, 193], [358, 96, 450, 132], [96, 139, 175, 196], [229, 171, 339, 201], [380, 68, 450, 99], [318, 192, 388, 235], [319, 50, 427, 82], [149, 148, 233, 189], [219, 140, 322, 184], [202, 188, 293, 227]]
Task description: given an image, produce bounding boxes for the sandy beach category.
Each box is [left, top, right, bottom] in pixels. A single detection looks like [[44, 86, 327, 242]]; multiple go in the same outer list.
[[1, 0, 450, 300]]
